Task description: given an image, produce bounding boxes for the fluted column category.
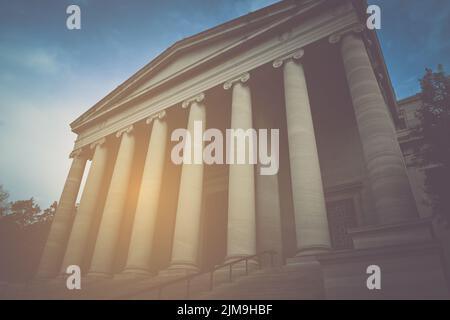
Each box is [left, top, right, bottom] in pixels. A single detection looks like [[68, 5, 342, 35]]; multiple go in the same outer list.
[[330, 26, 417, 224], [123, 111, 168, 275], [36, 149, 87, 278], [167, 93, 206, 274], [223, 73, 257, 262], [60, 138, 109, 273], [88, 125, 136, 277], [274, 49, 331, 255]]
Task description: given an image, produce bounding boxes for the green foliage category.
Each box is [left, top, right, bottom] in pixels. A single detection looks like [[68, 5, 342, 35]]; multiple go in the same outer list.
[[0, 185, 57, 282], [42, 201, 58, 221], [9, 198, 42, 227], [0, 185, 57, 227], [0, 185, 9, 216], [416, 65, 450, 222]]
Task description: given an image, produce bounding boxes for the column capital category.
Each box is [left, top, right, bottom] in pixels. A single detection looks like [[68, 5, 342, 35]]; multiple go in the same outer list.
[[69, 148, 85, 159], [146, 110, 167, 125], [116, 124, 134, 138], [182, 92, 205, 109], [272, 49, 304, 69], [90, 137, 106, 150], [328, 23, 365, 44], [223, 72, 250, 90]]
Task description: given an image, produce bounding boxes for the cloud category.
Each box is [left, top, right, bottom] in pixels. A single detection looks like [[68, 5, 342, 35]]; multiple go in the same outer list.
[[0, 64, 125, 208], [22, 48, 60, 74], [0, 46, 65, 75]]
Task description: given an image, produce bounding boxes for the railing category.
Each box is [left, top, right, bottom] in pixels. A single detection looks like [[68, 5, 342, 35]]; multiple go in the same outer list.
[[121, 250, 277, 299]]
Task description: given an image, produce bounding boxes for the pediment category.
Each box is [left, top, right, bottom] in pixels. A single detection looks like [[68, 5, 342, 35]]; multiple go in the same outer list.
[[132, 34, 245, 96], [70, 0, 333, 132]]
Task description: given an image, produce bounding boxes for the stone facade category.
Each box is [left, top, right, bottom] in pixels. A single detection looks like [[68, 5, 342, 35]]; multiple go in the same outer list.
[[25, 0, 449, 299]]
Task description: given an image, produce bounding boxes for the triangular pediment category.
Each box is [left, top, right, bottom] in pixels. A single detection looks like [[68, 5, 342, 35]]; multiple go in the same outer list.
[[132, 34, 247, 96], [71, 0, 324, 131]]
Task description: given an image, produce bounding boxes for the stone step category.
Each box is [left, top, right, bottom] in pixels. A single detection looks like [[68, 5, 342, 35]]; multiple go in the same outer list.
[[197, 261, 325, 300], [5, 260, 324, 300], [130, 267, 260, 300]]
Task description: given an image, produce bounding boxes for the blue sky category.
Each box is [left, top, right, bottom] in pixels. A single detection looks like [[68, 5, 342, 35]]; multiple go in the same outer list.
[[0, 0, 449, 208]]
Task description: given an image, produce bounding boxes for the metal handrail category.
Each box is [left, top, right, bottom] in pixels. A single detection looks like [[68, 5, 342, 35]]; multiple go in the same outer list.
[[121, 250, 277, 299]]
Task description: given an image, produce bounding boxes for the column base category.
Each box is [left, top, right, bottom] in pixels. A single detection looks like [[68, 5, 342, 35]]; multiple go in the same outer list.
[[159, 262, 200, 278], [296, 245, 331, 256], [119, 267, 153, 279], [28, 275, 64, 289], [30, 275, 58, 284], [86, 271, 113, 279], [33, 271, 59, 282], [285, 246, 330, 266]]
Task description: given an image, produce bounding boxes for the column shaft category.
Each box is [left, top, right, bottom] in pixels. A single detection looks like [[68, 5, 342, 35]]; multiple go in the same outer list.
[[89, 127, 136, 276], [340, 33, 417, 224], [36, 153, 87, 278], [169, 100, 206, 273], [226, 82, 256, 260], [283, 58, 331, 254], [124, 116, 168, 274], [60, 140, 109, 273]]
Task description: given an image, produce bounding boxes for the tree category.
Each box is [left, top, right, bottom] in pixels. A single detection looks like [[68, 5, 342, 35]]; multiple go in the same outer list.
[[9, 198, 41, 227], [41, 201, 57, 223], [0, 185, 9, 216], [0, 197, 57, 282], [416, 65, 450, 223]]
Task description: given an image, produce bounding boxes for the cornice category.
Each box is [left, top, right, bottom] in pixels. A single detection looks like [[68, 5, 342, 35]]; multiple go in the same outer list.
[[70, 1, 332, 133], [71, 1, 359, 151], [328, 22, 365, 44], [70, 0, 309, 130]]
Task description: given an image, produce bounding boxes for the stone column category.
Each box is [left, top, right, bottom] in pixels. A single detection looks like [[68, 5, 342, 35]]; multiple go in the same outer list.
[[123, 111, 168, 275], [274, 49, 331, 255], [36, 149, 87, 279], [331, 27, 417, 224], [167, 93, 206, 274], [223, 73, 257, 262], [60, 138, 109, 273], [88, 125, 136, 277]]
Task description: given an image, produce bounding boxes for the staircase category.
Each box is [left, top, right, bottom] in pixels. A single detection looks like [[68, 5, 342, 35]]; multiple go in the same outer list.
[[6, 251, 325, 299], [197, 262, 325, 300]]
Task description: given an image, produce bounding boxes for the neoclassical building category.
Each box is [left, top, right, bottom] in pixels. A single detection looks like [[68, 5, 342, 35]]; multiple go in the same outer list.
[[31, 0, 449, 299]]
